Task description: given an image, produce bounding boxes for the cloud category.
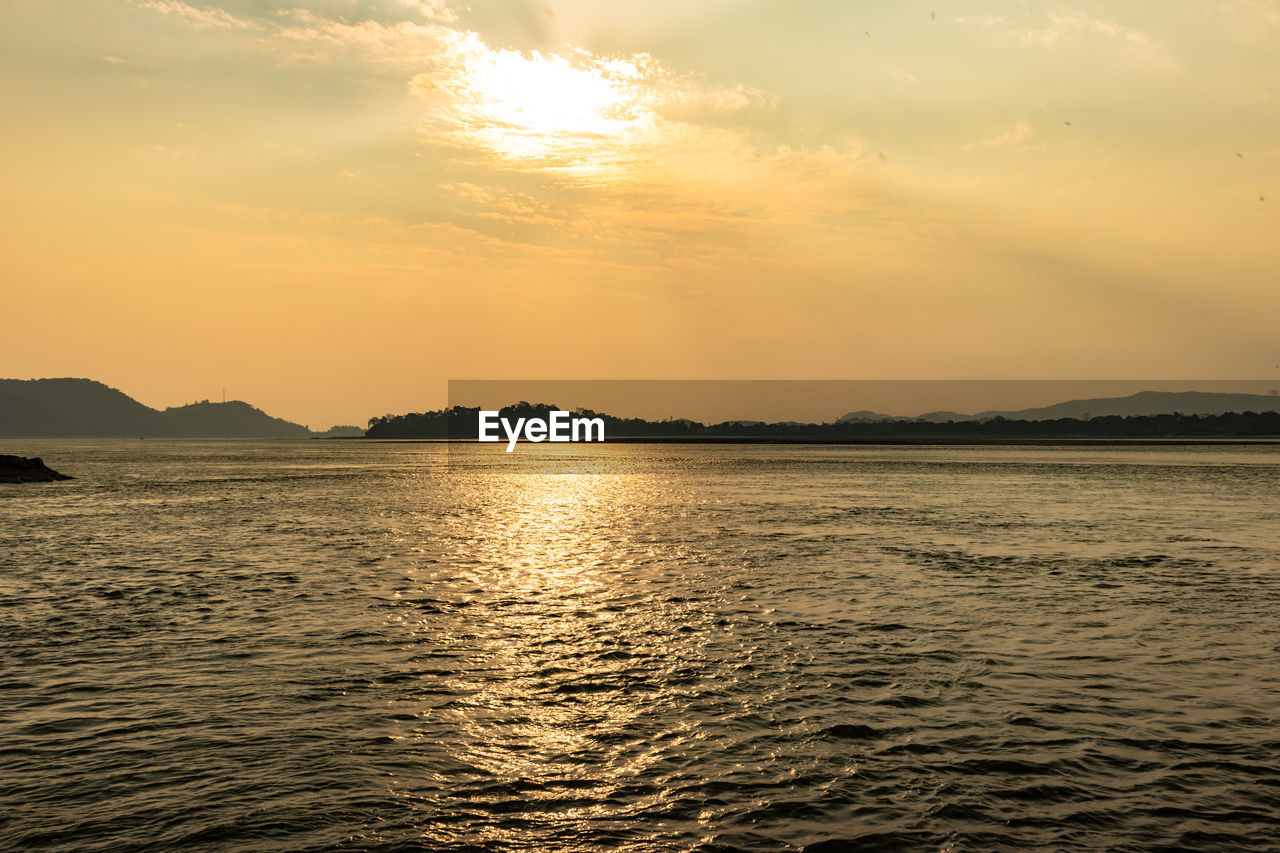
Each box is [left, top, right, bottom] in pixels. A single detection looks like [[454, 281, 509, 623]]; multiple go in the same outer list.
[[955, 14, 1005, 27], [1220, 0, 1280, 27], [966, 119, 1035, 151], [128, 0, 905, 265], [133, 0, 773, 172], [270, 10, 449, 63], [406, 33, 773, 181], [968, 7, 1174, 70], [137, 0, 258, 30], [398, 0, 456, 23], [135, 2, 454, 60]]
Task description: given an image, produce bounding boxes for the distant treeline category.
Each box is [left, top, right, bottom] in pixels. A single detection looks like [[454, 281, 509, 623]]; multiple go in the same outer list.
[[365, 403, 1280, 439], [366, 403, 698, 439]]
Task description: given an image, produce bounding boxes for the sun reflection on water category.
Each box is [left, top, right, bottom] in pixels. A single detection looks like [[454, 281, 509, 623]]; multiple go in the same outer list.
[[399, 461, 700, 842]]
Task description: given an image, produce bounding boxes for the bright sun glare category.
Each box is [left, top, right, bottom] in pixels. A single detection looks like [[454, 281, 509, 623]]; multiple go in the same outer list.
[[416, 41, 661, 168]]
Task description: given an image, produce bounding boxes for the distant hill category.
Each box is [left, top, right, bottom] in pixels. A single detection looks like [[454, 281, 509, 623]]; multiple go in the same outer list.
[[837, 410, 900, 423], [913, 411, 974, 424], [0, 378, 315, 438], [158, 400, 312, 438], [841, 391, 1280, 424], [970, 391, 1280, 422], [367, 399, 1280, 440], [314, 425, 365, 438]]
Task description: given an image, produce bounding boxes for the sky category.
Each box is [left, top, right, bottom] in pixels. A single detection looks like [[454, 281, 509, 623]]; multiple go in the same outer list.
[[1, 0, 1277, 428]]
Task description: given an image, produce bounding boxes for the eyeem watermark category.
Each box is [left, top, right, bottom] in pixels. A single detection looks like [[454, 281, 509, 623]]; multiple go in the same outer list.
[[478, 410, 605, 452]]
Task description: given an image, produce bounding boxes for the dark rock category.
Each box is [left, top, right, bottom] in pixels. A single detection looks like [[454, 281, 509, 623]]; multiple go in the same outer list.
[[0, 455, 73, 483]]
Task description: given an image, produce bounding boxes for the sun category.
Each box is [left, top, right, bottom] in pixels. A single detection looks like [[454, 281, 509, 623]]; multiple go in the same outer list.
[[476, 52, 634, 136], [414, 39, 660, 169]]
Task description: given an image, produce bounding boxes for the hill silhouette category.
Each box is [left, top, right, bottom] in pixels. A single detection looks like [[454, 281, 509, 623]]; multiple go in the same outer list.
[[314, 425, 365, 438], [840, 391, 1280, 423], [0, 379, 313, 438], [7, 381, 1278, 441], [367, 399, 1280, 440], [970, 390, 1280, 421], [0, 378, 166, 436], [155, 400, 312, 438]]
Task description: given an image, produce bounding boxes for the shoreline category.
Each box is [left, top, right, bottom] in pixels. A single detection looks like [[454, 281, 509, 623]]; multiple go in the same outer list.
[[5, 436, 1279, 446], [356, 436, 1280, 446]]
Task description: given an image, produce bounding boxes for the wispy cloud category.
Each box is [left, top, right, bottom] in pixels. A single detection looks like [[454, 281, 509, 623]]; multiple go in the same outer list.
[[966, 119, 1036, 151], [967, 7, 1174, 70], [955, 14, 1005, 27], [127, 0, 925, 266], [137, 0, 258, 30], [1220, 0, 1280, 27], [398, 0, 456, 23], [270, 10, 449, 63], [408, 37, 770, 178]]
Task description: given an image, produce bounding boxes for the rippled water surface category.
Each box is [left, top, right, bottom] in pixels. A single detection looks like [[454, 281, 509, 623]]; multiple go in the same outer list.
[[2, 440, 1279, 852]]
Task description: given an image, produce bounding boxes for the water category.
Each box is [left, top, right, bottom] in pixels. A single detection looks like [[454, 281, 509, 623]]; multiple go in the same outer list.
[[2, 440, 1279, 852]]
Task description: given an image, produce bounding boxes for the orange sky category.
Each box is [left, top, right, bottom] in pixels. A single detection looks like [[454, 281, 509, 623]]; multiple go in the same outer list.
[[2, 1, 1277, 428]]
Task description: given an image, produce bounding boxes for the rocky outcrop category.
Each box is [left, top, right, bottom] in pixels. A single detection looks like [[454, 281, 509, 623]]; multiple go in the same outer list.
[[0, 455, 73, 483]]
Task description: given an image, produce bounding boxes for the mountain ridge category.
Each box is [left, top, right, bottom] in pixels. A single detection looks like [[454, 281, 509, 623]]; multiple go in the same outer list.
[[839, 391, 1280, 424], [0, 378, 315, 438], [5, 380, 1278, 438]]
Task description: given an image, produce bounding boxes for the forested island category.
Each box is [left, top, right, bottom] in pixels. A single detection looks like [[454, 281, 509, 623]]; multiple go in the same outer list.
[[366, 402, 1280, 441]]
